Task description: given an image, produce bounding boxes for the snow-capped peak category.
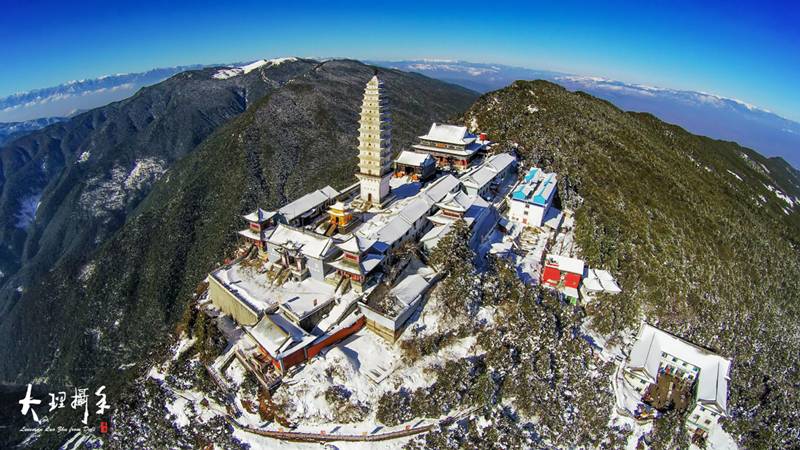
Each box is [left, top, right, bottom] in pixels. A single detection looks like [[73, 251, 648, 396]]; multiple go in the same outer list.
[[212, 57, 299, 80]]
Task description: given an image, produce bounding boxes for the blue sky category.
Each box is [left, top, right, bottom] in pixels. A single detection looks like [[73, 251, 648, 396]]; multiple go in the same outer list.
[[2, 0, 799, 121]]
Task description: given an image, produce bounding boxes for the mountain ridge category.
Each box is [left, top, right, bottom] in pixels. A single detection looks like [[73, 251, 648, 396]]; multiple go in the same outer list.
[[7, 58, 799, 169], [461, 79, 799, 448], [374, 60, 800, 169], [0, 117, 67, 146], [0, 59, 323, 318]]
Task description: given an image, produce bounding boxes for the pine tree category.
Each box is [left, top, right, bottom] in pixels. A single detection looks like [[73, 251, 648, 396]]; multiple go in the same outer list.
[[429, 219, 479, 320]]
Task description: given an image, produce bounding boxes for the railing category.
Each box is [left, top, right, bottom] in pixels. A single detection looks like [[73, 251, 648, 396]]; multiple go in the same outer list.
[[226, 406, 478, 443], [226, 419, 434, 443]]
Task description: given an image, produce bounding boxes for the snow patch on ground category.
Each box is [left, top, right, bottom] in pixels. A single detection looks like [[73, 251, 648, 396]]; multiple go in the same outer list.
[[172, 336, 197, 361], [225, 359, 247, 386], [79, 158, 166, 217], [702, 424, 739, 450], [272, 300, 478, 428], [726, 170, 742, 181], [15, 192, 42, 228], [77, 151, 90, 163], [78, 262, 95, 282], [125, 158, 167, 191], [166, 395, 191, 428], [764, 183, 796, 207]]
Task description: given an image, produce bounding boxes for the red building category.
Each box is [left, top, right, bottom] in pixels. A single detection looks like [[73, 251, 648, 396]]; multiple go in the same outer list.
[[411, 123, 489, 172], [541, 254, 585, 300], [247, 312, 365, 374]]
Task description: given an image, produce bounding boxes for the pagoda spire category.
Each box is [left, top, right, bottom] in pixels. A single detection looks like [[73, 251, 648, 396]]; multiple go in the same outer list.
[[356, 74, 393, 206]]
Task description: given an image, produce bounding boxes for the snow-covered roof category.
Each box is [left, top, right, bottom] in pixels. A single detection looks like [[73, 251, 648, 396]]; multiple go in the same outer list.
[[336, 235, 376, 254], [267, 224, 334, 259], [389, 273, 431, 308], [583, 269, 622, 293], [462, 153, 516, 190], [419, 123, 477, 145], [237, 228, 267, 241], [280, 294, 334, 322], [425, 195, 493, 249], [329, 200, 348, 212], [395, 151, 433, 167], [376, 196, 430, 246], [399, 197, 430, 224], [359, 253, 384, 273], [545, 254, 585, 275], [243, 208, 276, 223], [375, 215, 413, 248], [421, 174, 461, 206], [628, 323, 731, 412], [542, 207, 564, 230], [278, 186, 339, 222], [210, 263, 279, 312], [420, 221, 452, 249], [246, 313, 307, 357], [464, 196, 491, 222], [436, 190, 476, 212], [329, 252, 385, 276], [355, 175, 460, 253], [412, 142, 484, 157], [316, 295, 360, 333]]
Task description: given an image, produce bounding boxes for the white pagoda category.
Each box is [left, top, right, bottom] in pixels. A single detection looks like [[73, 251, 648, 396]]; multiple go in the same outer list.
[[356, 74, 393, 207]]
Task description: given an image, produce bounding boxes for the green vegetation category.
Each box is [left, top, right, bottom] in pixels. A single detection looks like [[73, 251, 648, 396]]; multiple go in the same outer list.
[[428, 219, 480, 320], [380, 246, 624, 447], [324, 384, 369, 422], [463, 80, 800, 448]]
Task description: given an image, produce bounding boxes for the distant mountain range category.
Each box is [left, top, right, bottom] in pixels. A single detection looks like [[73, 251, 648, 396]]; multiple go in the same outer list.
[[3, 59, 799, 168], [373, 60, 800, 168], [0, 65, 205, 123], [0, 117, 66, 146]]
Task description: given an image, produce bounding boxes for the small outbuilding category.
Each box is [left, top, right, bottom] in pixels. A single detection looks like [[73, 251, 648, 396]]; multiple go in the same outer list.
[[541, 254, 585, 300], [394, 151, 435, 181]]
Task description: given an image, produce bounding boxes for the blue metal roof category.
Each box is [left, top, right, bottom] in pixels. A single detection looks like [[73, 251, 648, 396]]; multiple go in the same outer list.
[[511, 167, 556, 206], [533, 174, 555, 206], [523, 167, 538, 183]]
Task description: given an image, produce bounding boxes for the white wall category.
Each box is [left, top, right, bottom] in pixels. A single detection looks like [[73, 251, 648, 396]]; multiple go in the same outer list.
[[509, 200, 547, 227], [307, 257, 325, 281], [687, 403, 722, 432]]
